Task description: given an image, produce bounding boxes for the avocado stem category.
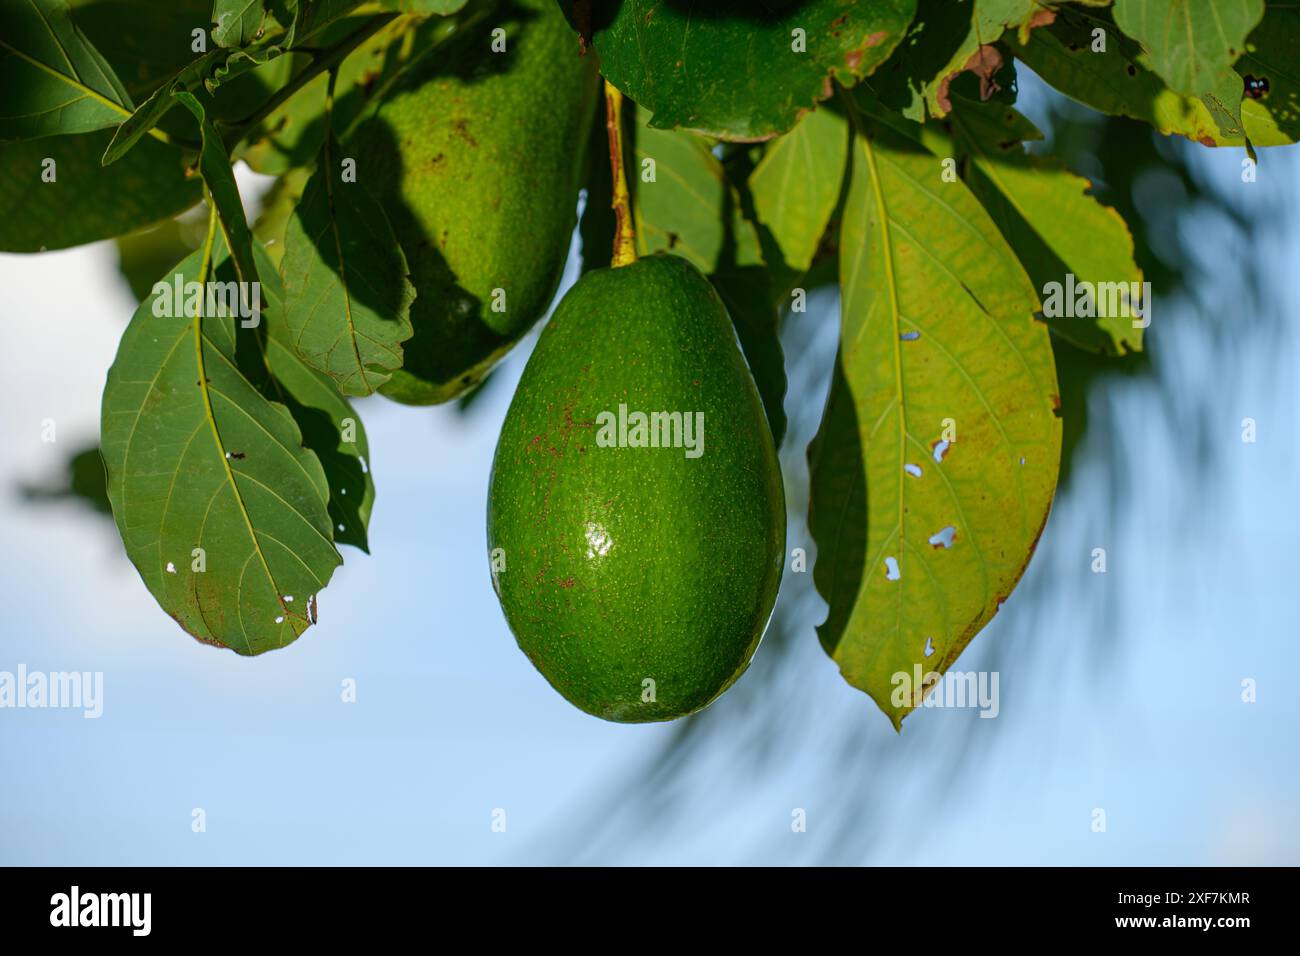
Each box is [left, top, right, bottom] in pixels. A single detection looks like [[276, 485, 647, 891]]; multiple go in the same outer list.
[[604, 79, 637, 268]]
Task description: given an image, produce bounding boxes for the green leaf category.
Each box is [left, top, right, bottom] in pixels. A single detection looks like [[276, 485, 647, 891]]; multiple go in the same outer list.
[[1237, 1, 1300, 146], [212, 0, 270, 48], [1112, 0, 1264, 137], [0, 130, 201, 251], [238, 14, 439, 176], [1006, 5, 1243, 146], [100, 234, 342, 654], [285, 1, 363, 47], [948, 97, 1145, 355], [71, 0, 213, 101], [808, 92, 1061, 728], [173, 90, 260, 291], [279, 133, 414, 395], [870, 0, 979, 121], [0, 0, 133, 139], [562, 0, 917, 141], [256, 242, 376, 551], [102, 52, 221, 165], [632, 106, 788, 446], [749, 106, 849, 272], [263, 335, 375, 552], [102, 46, 284, 165], [376, 0, 466, 14], [114, 218, 203, 300]]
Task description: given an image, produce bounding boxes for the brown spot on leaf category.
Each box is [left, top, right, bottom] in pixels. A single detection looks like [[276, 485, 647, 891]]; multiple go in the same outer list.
[[1024, 9, 1055, 32], [935, 45, 1004, 114]]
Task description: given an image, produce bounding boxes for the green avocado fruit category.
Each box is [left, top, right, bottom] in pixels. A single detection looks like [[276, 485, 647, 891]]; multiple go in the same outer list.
[[350, 0, 597, 405], [487, 253, 786, 722]]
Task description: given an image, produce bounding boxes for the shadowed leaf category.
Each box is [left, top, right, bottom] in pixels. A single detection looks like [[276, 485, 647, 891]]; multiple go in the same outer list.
[[749, 106, 849, 272], [632, 104, 787, 446], [0, 0, 133, 139], [948, 96, 1145, 354], [1009, 5, 1243, 147], [561, 0, 917, 141], [279, 132, 414, 395], [0, 130, 201, 252]]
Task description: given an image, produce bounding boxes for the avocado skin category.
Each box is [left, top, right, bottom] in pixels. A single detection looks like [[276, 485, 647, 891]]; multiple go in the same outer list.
[[352, 0, 597, 405], [487, 254, 786, 722]]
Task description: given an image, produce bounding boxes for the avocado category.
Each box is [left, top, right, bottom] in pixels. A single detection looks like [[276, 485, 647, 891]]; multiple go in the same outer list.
[[351, 0, 598, 405], [487, 253, 786, 722]]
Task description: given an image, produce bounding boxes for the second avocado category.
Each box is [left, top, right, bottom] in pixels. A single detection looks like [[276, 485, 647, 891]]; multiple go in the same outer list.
[[351, 0, 597, 404], [487, 254, 786, 722]]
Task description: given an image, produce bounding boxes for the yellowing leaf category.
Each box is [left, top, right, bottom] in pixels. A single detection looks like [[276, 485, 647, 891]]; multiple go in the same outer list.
[[949, 97, 1146, 354], [1009, 5, 1242, 147], [1113, 0, 1264, 137], [1238, 2, 1300, 146], [808, 93, 1061, 728]]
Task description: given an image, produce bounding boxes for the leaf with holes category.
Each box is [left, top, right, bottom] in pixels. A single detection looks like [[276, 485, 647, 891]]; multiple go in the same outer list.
[[101, 235, 343, 654], [807, 92, 1061, 727], [560, 0, 916, 141], [279, 133, 414, 396], [632, 105, 787, 445], [1237, 2, 1300, 146], [1112, 0, 1264, 138], [1005, 5, 1243, 147], [948, 96, 1145, 355], [0, 0, 134, 139], [749, 106, 849, 273]]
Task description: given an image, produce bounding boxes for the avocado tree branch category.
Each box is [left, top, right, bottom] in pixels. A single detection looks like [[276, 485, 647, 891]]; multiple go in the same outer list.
[[604, 79, 637, 268], [223, 13, 398, 150]]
